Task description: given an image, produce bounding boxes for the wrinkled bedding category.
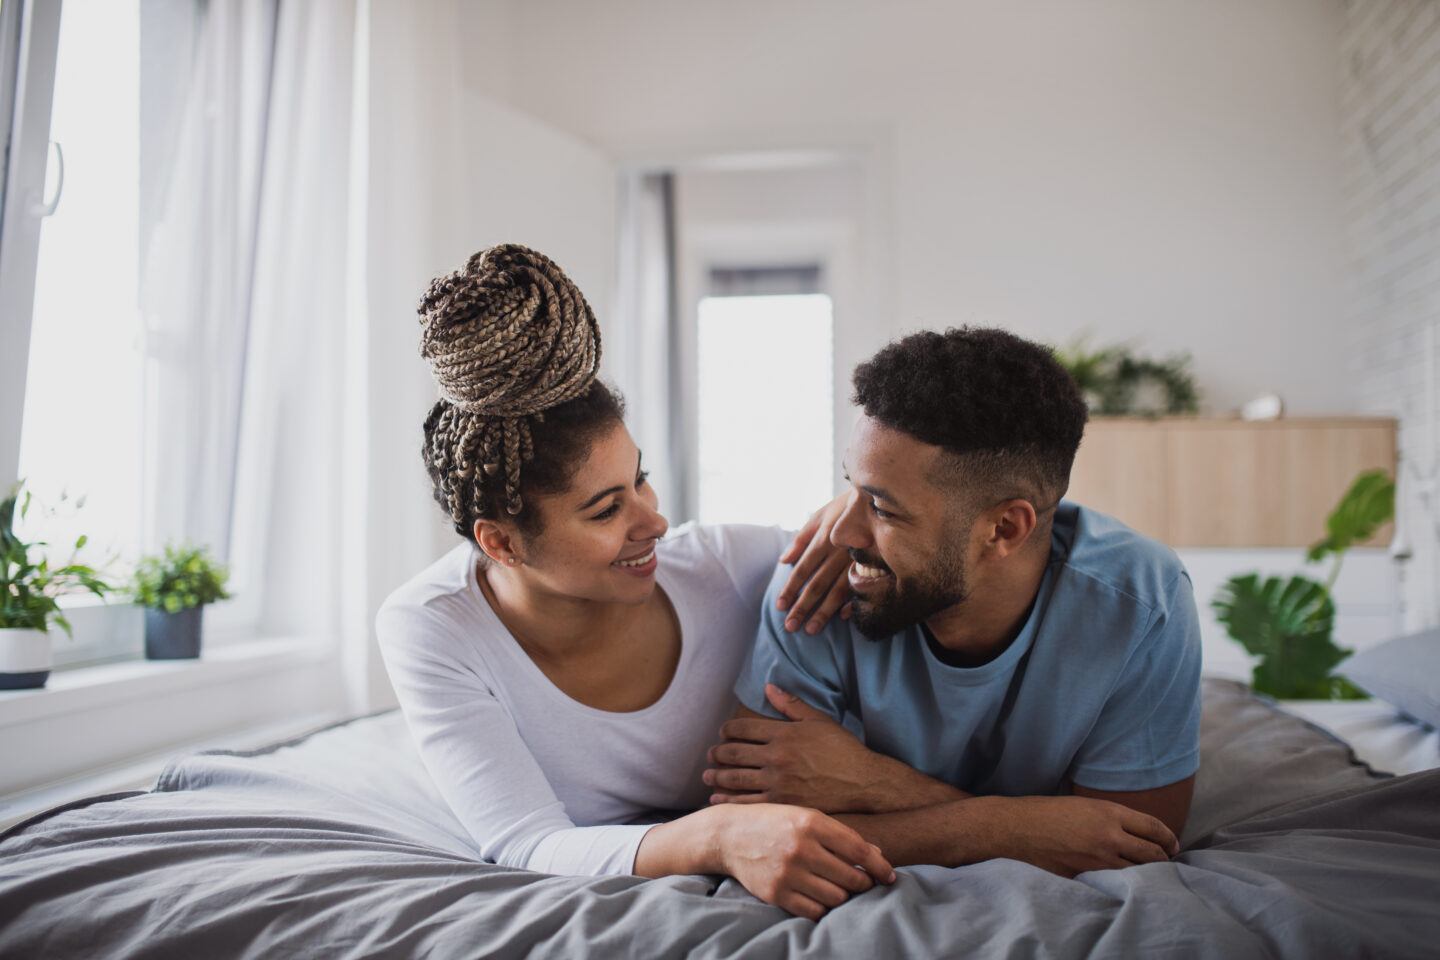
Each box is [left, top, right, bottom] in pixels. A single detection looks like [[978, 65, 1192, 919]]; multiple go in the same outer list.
[[1, 679, 1437, 959]]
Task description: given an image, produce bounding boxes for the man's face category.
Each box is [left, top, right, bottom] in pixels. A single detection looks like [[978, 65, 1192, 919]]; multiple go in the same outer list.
[[832, 415, 976, 640]]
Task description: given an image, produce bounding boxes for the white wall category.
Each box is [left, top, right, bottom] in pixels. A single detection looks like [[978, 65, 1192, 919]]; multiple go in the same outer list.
[[675, 161, 874, 508], [1342, 0, 1440, 631], [479, 0, 1352, 415], [361, 1, 1406, 685], [359, 0, 618, 707]]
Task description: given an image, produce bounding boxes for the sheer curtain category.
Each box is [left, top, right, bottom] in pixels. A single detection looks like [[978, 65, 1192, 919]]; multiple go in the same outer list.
[[138, 0, 278, 563], [614, 171, 689, 521], [142, 0, 361, 664], [226, 0, 361, 654]]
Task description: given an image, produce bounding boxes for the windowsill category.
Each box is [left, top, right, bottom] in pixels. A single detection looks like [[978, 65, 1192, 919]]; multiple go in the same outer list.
[[0, 636, 332, 726], [39, 595, 263, 670], [0, 635, 347, 828]]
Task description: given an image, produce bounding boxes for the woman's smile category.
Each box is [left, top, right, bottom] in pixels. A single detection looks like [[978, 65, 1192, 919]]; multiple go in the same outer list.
[[612, 543, 658, 577]]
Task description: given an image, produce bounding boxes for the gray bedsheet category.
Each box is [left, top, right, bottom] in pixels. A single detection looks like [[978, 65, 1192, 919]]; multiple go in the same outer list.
[[1, 679, 1437, 959]]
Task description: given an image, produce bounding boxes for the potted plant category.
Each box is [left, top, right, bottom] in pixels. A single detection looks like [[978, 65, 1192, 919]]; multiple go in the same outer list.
[[1212, 469, 1394, 700], [130, 543, 231, 659], [0, 482, 110, 689], [1054, 335, 1201, 416]]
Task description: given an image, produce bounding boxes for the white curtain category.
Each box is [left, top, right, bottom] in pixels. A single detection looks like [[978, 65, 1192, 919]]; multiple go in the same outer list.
[[226, 0, 361, 656], [614, 171, 688, 521], [141, 0, 361, 676], [138, 0, 278, 562]]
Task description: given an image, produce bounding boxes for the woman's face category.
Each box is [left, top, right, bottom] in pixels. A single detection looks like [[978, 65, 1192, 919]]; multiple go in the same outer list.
[[503, 422, 669, 605]]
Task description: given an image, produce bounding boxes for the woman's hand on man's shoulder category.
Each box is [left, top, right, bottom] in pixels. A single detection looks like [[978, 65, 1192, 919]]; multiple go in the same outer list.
[[774, 491, 858, 635]]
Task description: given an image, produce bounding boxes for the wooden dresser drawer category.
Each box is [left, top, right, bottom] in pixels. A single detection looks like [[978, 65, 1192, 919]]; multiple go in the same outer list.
[[1068, 417, 1397, 548]]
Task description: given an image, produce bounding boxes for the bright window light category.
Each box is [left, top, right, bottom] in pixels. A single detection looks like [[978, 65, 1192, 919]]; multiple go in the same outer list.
[[14, 0, 143, 567], [696, 294, 834, 527]]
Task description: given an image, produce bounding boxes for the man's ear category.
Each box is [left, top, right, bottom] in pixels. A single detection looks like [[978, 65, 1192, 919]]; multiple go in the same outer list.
[[473, 519, 522, 566], [984, 499, 1039, 558]]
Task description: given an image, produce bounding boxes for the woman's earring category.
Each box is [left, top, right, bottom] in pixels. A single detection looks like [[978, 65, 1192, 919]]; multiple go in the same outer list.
[[507, 558, 518, 566]]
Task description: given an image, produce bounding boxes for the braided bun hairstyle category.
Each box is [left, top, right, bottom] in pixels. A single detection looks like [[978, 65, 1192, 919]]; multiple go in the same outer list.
[[419, 244, 624, 542]]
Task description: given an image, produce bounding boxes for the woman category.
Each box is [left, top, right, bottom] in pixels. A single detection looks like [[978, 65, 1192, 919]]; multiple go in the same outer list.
[[377, 244, 894, 921]]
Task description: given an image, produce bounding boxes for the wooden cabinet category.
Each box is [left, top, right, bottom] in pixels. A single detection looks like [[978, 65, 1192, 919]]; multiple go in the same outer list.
[[1067, 417, 1397, 548]]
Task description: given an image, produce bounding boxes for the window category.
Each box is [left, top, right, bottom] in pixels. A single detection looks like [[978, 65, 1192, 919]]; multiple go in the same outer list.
[[15, 0, 144, 567], [0, 0, 248, 667], [695, 291, 834, 527]]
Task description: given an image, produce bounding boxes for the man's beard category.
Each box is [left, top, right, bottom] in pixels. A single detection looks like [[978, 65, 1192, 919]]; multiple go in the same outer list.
[[849, 538, 970, 641]]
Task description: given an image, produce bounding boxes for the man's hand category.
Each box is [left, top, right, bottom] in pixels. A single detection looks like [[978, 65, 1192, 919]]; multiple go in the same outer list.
[[975, 794, 1180, 877], [774, 491, 857, 634], [1071, 776, 1195, 841], [704, 685, 966, 813]]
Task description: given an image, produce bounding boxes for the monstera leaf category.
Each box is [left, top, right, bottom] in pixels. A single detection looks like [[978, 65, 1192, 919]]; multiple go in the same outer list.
[[1211, 573, 1362, 700], [1307, 470, 1395, 563]]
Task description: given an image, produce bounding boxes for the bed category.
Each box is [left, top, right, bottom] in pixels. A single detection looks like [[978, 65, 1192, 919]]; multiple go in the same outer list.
[[1, 678, 1437, 959], [1281, 697, 1440, 777]]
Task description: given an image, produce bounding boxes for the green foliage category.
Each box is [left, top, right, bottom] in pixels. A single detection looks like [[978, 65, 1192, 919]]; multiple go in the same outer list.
[[1306, 470, 1395, 566], [131, 543, 231, 613], [0, 481, 112, 636], [1211, 468, 1395, 700], [1053, 336, 1200, 417], [1211, 573, 1363, 699]]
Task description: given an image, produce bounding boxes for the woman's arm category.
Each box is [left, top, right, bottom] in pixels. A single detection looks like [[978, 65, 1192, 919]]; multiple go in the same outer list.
[[703, 491, 858, 636], [378, 606, 650, 874], [634, 802, 896, 921], [377, 604, 896, 918]]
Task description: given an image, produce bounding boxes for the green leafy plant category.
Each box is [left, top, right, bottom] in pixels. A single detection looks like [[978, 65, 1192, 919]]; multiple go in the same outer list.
[[1212, 470, 1395, 700], [131, 543, 232, 614], [0, 481, 111, 636], [1305, 469, 1395, 590], [1054, 335, 1200, 417]]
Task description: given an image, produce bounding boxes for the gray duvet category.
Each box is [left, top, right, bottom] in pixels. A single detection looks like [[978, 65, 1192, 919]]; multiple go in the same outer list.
[[2, 679, 1438, 959]]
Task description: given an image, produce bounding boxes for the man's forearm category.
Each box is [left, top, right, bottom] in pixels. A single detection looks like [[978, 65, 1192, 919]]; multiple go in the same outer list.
[[855, 752, 971, 813], [835, 793, 1186, 876], [833, 796, 1003, 867]]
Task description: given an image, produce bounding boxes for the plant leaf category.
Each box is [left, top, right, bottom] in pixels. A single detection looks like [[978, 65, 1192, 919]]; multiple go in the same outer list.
[[1212, 573, 1352, 698], [1307, 470, 1395, 562]]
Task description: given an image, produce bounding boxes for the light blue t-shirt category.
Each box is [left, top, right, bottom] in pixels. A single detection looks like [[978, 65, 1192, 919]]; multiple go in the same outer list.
[[734, 501, 1202, 795]]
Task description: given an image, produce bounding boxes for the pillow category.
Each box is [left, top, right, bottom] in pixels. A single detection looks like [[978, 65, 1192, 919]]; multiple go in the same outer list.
[[1339, 628, 1440, 730]]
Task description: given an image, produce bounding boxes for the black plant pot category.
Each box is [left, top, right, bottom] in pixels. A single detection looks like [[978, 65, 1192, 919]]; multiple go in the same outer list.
[[144, 606, 203, 660]]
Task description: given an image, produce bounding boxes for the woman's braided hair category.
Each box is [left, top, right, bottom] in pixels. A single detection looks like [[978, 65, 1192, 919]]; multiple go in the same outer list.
[[419, 244, 622, 542]]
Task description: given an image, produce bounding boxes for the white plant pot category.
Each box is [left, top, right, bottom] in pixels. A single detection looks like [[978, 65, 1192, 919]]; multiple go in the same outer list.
[[0, 627, 52, 689]]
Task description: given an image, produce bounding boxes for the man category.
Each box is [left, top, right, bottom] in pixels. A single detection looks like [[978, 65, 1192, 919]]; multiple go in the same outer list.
[[704, 327, 1201, 877]]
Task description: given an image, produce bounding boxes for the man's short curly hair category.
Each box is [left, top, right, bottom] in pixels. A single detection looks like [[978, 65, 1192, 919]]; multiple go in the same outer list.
[[851, 326, 1088, 509]]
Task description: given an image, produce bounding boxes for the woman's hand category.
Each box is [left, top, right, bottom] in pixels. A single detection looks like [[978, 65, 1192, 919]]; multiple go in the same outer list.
[[712, 803, 896, 921], [776, 490, 857, 634]]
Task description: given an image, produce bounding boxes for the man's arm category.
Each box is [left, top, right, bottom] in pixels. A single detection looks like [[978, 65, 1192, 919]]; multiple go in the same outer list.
[[830, 794, 1179, 876], [710, 694, 1194, 836], [706, 693, 1181, 875], [1071, 776, 1194, 841]]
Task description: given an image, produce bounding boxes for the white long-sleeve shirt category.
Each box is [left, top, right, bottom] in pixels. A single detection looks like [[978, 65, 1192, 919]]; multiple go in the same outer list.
[[375, 522, 790, 877]]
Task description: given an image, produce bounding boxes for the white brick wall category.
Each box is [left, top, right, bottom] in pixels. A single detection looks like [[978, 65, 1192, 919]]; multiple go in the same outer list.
[[1342, 0, 1440, 630]]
